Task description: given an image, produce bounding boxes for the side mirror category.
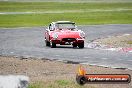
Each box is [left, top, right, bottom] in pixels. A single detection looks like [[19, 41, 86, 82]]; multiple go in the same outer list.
[[46, 27, 49, 31], [75, 25, 78, 29], [74, 26, 78, 31]]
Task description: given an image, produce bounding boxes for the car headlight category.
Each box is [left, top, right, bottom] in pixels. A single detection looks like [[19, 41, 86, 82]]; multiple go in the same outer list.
[[52, 33, 58, 39], [79, 31, 85, 38]]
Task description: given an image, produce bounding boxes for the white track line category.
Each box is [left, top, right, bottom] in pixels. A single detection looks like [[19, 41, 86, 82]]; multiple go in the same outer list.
[[0, 9, 131, 15]]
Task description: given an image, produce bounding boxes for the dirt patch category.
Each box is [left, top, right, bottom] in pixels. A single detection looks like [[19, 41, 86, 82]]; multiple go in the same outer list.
[[0, 56, 132, 88], [95, 34, 132, 48]]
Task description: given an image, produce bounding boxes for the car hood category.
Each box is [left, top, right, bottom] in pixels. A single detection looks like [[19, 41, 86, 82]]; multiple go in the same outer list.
[[50, 30, 81, 39]]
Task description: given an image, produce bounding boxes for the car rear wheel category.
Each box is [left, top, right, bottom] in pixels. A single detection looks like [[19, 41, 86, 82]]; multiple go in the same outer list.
[[78, 42, 84, 48], [50, 41, 56, 48]]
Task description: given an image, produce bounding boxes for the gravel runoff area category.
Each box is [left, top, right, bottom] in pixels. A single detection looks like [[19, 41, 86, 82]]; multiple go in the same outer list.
[[0, 56, 132, 88], [95, 34, 132, 48], [87, 34, 132, 53]]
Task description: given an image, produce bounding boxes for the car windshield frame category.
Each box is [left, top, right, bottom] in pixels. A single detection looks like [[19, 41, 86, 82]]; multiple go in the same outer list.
[[55, 23, 76, 29]]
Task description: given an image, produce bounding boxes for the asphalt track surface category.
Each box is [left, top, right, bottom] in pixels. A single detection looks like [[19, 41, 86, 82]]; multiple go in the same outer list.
[[0, 24, 132, 69]]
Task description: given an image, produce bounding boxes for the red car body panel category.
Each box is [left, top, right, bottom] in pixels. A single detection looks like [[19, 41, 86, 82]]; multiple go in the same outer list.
[[50, 30, 79, 39], [49, 30, 84, 44]]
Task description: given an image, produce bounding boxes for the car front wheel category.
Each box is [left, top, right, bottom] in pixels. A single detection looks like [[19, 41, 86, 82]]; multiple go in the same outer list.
[[45, 40, 50, 46], [78, 42, 84, 48], [50, 41, 56, 48], [72, 43, 77, 48]]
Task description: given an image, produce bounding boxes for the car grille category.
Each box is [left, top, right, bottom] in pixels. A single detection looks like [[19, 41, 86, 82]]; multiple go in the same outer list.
[[62, 38, 76, 42]]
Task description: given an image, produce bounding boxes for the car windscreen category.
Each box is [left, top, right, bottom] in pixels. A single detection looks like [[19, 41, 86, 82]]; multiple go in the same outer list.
[[57, 23, 75, 29]]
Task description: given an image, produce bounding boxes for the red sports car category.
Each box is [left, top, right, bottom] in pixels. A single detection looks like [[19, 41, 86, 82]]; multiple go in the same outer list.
[[45, 21, 85, 48]]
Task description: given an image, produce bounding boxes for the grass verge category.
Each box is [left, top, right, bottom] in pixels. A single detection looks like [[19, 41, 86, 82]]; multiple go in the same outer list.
[[0, 1, 132, 27], [28, 80, 94, 88], [0, 10, 132, 27], [0, 2, 131, 12]]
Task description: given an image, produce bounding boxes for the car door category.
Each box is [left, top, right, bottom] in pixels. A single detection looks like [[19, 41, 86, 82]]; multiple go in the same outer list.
[[45, 23, 54, 41], [45, 24, 50, 41]]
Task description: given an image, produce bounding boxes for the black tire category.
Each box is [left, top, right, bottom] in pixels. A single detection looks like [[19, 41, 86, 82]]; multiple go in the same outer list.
[[76, 75, 87, 85], [78, 42, 84, 48], [50, 41, 56, 48], [45, 40, 50, 46], [73, 43, 77, 48]]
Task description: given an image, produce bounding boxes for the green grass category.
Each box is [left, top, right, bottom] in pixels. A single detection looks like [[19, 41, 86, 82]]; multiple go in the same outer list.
[[0, 11, 131, 27], [0, 2, 131, 12], [127, 41, 132, 44], [28, 80, 95, 88], [0, 1, 132, 27]]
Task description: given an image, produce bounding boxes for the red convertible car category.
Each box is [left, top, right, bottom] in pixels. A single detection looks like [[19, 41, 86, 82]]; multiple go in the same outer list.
[[45, 21, 85, 48]]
